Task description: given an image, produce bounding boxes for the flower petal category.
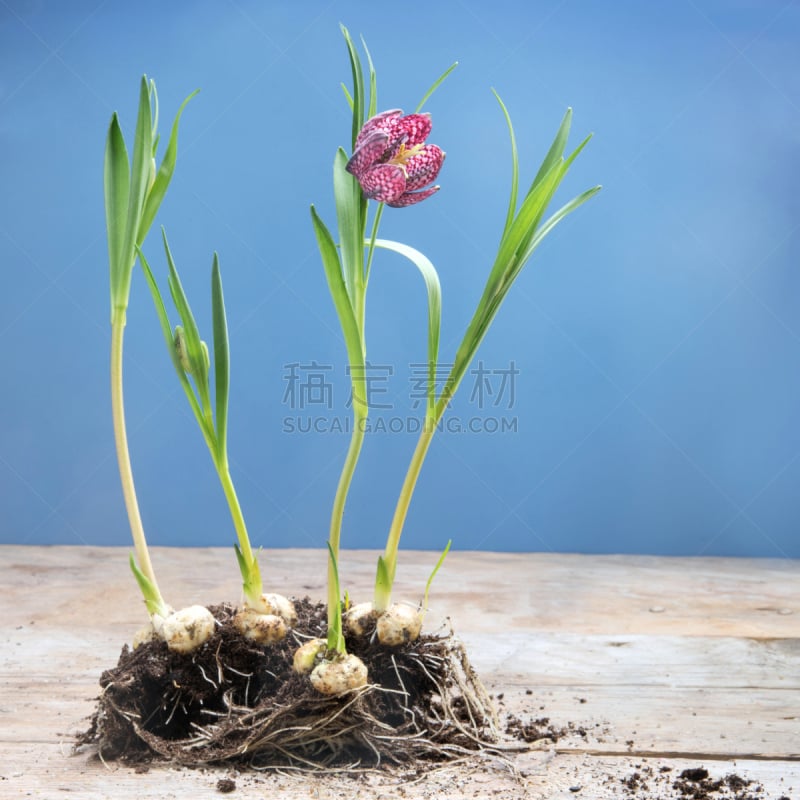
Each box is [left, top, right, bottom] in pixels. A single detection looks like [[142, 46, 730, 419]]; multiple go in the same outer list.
[[404, 145, 445, 191], [391, 113, 432, 146], [355, 109, 402, 150], [387, 185, 440, 208], [358, 163, 407, 203], [346, 131, 389, 177]]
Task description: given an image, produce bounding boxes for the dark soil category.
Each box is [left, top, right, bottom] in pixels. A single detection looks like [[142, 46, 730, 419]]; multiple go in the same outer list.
[[78, 599, 503, 769], [619, 764, 768, 800]]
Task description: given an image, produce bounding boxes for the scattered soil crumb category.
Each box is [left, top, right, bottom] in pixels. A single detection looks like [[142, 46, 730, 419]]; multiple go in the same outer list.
[[619, 764, 765, 799], [216, 778, 236, 793], [504, 713, 588, 744]]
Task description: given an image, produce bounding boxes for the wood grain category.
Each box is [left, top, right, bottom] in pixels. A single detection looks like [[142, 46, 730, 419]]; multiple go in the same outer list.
[[1, 545, 798, 799]]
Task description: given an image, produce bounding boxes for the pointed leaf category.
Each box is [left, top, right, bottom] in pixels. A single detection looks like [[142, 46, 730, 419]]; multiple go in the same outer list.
[[334, 148, 365, 303], [139, 89, 198, 242], [415, 61, 458, 113], [360, 35, 377, 119], [422, 539, 451, 614], [162, 230, 212, 415], [340, 24, 364, 149], [138, 247, 213, 447], [311, 205, 366, 390], [105, 113, 130, 308], [520, 185, 602, 266], [326, 542, 346, 653], [211, 253, 230, 462], [116, 77, 153, 309], [528, 106, 571, 196], [129, 553, 168, 617], [341, 82, 354, 110], [491, 90, 518, 242]]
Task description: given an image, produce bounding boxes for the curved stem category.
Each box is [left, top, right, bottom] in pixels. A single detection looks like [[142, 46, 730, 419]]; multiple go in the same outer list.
[[327, 404, 367, 648], [217, 461, 262, 607], [111, 311, 168, 617], [374, 419, 437, 611]]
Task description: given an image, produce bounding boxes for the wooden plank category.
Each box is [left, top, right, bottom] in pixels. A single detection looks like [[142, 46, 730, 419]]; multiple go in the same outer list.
[[0, 545, 798, 799], [1, 744, 796, 800], [2, 546, 798, 637]]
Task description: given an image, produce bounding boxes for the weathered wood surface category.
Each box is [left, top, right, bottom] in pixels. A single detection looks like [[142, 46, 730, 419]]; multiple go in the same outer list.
[[1, 546, 798, 799]]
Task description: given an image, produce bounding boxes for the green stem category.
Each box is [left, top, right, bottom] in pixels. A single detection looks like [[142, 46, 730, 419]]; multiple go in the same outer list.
[[110, 310, 168, 617], [327, 403, 367, 650], [374, 418, 437, 612], [217, 461, 263, 607], [363, 203, 384, 288]]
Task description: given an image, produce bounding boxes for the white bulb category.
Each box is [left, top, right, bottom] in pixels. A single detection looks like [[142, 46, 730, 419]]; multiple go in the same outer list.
[[376, 603, 422, 646], [310, 654, 368, 695]]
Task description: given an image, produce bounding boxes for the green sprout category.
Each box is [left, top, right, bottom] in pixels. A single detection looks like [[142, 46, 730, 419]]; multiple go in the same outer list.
[[104, 76, 195, 619], [373, 101, 601, 612], [309, 26, 378, 656], [139, 233, 265, 612], [311, 26, 457, 654]]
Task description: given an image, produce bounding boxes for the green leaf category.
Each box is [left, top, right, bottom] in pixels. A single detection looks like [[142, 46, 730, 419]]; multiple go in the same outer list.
[[138, 246, 213, 448], [528, 106, 571, 197], [520, 185, 602, 266], [162, 230, 213, 416], [115, 77, 153, 310], [149, 78, 159, 144], [341, 82, 354, 111], [104, 113, 130, 308], [422, 539, 451, 615], [211, 253, 230, 463], [439, 111, 598, 415], [129, 553, 168, 617], [311, 205, 366, 404], [494, 158, 563, 278], [372, 239, 441, 418], [491, 90, 518, 242], [139, 89, 198, 243], [326, 542, 346, 654], [415, 61, 458, 113], [360, 35, 377, 119], [340, 24, 364, 149], [333, 148, 365, 304]]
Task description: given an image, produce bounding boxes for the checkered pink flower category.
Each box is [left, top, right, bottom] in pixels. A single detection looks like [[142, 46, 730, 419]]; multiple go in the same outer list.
[[346, 109, 445, 208]]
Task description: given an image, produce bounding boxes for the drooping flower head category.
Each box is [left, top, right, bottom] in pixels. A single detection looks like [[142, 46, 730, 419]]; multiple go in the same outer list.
[[346, 109, 445, 208]]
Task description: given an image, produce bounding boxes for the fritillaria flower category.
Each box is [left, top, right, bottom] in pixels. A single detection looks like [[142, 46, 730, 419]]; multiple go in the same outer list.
[[346, 109, 445, 207]]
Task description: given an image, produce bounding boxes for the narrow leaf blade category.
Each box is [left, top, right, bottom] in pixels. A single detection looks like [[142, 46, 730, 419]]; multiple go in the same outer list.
[[340, 24, 364, 149], [360, 35, 378, 119], [129, 553, 165, 617], [162, 229, 212, 412], [139, 246, 211, 444], [415, 61, 458, 113], [521, 185, 601, 264], [423, 539, 451, 614], [139, 89, 198, 242], [491, 90, 519, 242], [334, 148, 364, 303], [211, 253, 230, 461], [311, 205, 365, 374], [528, 107, 572, 196], [116, 77, 153, 308], [104, 113, 130, 308], [326, 542, 346, 653]]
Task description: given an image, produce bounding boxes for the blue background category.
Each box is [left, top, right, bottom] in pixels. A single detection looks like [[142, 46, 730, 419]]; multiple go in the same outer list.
[[1, 1, 798, 558]]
